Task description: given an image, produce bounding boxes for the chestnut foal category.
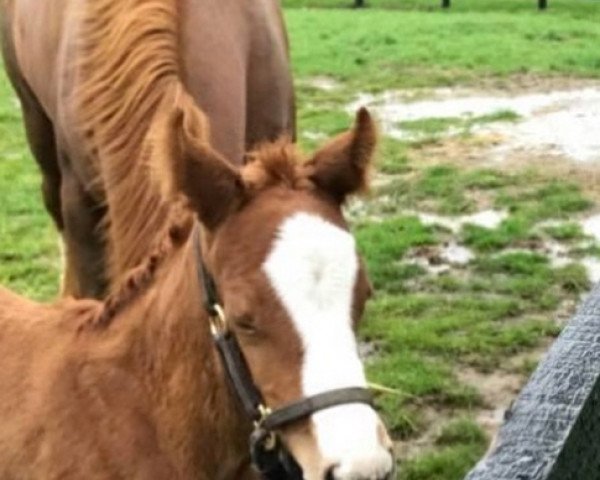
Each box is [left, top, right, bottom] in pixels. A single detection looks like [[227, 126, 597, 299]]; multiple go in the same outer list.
[[0, 109, 394, 480]]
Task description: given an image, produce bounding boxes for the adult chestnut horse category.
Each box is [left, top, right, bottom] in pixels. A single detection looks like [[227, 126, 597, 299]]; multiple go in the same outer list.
[[0, 92, 394, 479], [0, 0, 294, 299]]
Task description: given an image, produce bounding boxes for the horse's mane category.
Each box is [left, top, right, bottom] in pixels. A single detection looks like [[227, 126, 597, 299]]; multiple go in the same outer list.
[[72, 0, 315, 320], [77, 202, 193, 330], [74, 0, 207, 282]]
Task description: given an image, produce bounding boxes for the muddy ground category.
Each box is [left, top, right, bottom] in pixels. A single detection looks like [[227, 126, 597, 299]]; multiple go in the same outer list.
[[348, 77, 600, 460]]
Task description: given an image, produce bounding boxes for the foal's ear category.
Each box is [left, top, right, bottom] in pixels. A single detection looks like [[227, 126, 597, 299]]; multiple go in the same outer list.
[[179, 142, 244, 230], [304, 108, 376, 203], [150, 105, 244, 230]]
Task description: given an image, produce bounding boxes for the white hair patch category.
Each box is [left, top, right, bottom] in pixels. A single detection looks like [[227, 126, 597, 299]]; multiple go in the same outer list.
[[263, 212, 392, 479]]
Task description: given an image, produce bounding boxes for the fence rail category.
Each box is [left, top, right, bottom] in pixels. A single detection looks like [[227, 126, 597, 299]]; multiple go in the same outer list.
[[352, 1, 549, 9], [465, 284, 600, 480]]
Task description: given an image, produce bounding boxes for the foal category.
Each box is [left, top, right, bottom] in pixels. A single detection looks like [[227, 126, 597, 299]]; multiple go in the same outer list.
[[0, 109, 394, 480]]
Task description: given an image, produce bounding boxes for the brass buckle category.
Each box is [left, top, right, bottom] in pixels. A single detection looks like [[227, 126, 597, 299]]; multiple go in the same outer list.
[[209, 304, 228, 336], [255, 404, 277, 451]]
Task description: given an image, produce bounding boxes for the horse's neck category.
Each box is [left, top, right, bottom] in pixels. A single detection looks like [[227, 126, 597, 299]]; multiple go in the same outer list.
[[129, 239, 250, 474]]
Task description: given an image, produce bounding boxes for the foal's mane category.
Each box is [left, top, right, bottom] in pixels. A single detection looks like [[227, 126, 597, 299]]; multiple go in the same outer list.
[[242, 140, 311, 194], [74, 0, 207, 282], [78, 203, 193, 330]]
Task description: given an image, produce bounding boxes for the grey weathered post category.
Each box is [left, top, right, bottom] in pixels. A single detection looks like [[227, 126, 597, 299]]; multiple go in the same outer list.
[[465, 284, 600, 480]]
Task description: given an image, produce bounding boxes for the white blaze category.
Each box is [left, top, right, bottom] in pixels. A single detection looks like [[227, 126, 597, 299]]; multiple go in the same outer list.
[[263, 213, 392, 479]]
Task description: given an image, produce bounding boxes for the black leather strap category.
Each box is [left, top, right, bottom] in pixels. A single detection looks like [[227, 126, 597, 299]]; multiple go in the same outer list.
[[214, 332, 264, 421], [193, 227, 220, 317], [262, 387, 373, 431], [250, 429, 303, 480]]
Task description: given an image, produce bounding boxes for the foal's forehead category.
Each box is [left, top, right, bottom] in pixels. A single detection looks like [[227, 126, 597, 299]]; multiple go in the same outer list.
[[263, 212, 359, 311], [269, 212, 355, 255]]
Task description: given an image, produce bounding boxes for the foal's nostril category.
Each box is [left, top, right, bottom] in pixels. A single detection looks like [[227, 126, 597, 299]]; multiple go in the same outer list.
[[324, 465, 337, 480]]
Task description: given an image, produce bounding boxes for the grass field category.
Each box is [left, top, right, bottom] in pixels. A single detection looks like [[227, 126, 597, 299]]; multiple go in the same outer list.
[[1, 1, 600, 479], [287, 2, 600, 479]]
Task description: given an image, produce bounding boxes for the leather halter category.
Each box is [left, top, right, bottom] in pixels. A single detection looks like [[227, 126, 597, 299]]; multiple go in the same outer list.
[[193, 227, 374, 479]]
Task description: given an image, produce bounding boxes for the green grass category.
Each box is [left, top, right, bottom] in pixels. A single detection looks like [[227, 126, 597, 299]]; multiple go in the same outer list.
[[356, 216, 437, 292], [496, 180, 593, 220], [362, 292, 558, 363], [399, 417, 489, 480], [436, 417, 488, 447], [543, 222, 586, 242], [284, 0, 599, 16], [286, 5, 600, 95], [397, 110, 520, 137], [368, 164, 512, 217], [352, 161, 593, 477], [0, 73, 60, 301], [224, 3, 596, 477], [2, 2, 600, 478], [377, 138, 412, 174], [400, 443, 487, 480]]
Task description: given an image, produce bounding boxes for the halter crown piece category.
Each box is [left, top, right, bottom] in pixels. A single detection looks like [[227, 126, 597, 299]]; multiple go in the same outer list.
[[193, 227, 374, 479]]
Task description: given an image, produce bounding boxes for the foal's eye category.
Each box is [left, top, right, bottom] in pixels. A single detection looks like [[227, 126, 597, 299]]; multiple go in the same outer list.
[[233, 315, 257, 335]]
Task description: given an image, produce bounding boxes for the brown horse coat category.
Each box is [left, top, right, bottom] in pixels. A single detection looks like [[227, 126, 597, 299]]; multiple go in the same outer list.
[[0, 109, 394, 480], [0, 234, 251, 480], [0, 0, 295, 298]]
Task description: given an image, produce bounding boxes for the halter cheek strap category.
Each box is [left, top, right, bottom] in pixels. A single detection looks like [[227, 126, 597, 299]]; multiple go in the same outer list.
[[213, 329, 264, 421]]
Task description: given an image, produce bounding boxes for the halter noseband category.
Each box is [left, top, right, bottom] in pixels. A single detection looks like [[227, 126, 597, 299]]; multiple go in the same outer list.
[[193, 228, 373, 479]]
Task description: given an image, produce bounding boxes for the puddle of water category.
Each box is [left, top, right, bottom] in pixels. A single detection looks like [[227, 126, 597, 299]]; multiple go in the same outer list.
[[582, 257, 600, 284], [546, 240, 571, 269], [488, 101, 600, 163], [578, 215, 600, 283], [307, 76, 341, 92], [416, 209, 508, 233], [512, 236, 600, 284], [440, 242, 474, 266], [350, 86, 600, 163], [302, 130, 327, 142], [581, 214, 600, 242], [406, 256, 451, 275], [405, 241, 474, 275], [464, 210, 508, 230], [417, 212, 462, 233]]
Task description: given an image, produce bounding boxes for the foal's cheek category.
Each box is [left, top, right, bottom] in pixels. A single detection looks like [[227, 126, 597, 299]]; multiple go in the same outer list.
[[239, 338, 303, 407], [280, 421, 322, 480]]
